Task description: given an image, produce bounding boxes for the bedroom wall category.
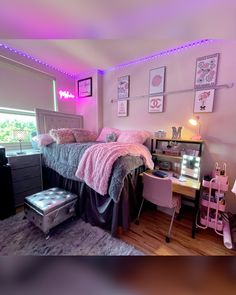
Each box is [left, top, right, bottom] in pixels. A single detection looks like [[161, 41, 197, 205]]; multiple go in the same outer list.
[[75, 70, 103, 133], [0, 46, 76, 114], [102, 40, 236, 213]]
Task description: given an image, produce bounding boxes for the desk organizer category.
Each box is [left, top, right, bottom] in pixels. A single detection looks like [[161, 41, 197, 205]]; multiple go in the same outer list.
[[196, 177, 228, 236]]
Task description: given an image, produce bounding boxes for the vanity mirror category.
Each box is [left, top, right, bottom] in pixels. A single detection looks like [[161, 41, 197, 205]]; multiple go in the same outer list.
[[181, 155, 201, 180]]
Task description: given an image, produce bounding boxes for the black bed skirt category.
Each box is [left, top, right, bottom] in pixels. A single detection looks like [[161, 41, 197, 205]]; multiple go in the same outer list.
[[42, 166, 144, 236]]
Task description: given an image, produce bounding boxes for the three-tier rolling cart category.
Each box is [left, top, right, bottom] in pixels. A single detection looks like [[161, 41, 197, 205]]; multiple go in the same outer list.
[[196, 163, 229, 236]]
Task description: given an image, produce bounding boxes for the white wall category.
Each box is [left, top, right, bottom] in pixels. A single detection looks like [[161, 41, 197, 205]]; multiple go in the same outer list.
[[75, 70, 103, 133], [102, 40, 236, 212]]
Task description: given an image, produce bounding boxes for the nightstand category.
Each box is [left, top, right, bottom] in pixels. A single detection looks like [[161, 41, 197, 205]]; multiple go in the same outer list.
[[7, 151, 43, 207]]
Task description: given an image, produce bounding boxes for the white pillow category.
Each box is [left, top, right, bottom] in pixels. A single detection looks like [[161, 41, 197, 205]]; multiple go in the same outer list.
[[32, 134, 54, 146]]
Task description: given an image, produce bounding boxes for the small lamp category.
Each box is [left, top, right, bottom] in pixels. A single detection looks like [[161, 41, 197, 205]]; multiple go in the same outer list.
[[13, 130, 28, 154], [232, 180, 236, 195], [189, 115, 201, 140]]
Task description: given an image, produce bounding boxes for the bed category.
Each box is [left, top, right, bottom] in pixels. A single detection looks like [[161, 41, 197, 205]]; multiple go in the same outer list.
[[36, 108, 151, 236]]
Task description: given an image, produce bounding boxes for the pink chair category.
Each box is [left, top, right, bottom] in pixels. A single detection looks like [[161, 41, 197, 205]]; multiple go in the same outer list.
[[136, 172, 181, 243]]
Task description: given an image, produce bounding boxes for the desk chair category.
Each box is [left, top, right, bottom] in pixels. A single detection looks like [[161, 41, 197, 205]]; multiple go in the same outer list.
[[136, 172, 181, 243]]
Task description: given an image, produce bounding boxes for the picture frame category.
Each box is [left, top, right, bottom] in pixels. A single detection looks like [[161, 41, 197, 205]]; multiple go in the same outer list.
[[78, 77, 92, 97], [117, 100, 128, 117], [149, 66, 165, 95], [193, 89, 215, 113], [194, 53, 219, 89], [148, 96, 164, 113], [118, 75, 130, 99]]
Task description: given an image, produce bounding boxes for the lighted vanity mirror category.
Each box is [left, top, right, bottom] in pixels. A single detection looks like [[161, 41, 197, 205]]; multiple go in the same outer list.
[[181, 155, 201, 180]]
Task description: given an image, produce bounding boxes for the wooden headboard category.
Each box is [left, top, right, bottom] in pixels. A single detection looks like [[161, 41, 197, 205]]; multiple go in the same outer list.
[[35, 108, 83, 134]]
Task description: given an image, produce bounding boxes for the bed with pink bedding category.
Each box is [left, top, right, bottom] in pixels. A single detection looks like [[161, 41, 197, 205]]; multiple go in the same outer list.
[[41, 139, 153, 236], [36, 112, 153, 235]]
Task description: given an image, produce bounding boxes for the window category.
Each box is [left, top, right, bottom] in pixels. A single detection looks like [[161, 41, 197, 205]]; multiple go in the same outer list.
[[0, 108, 37, 145]]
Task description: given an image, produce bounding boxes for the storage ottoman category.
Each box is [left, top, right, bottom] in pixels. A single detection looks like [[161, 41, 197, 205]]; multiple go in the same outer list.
[[24, 187, 78, 238]]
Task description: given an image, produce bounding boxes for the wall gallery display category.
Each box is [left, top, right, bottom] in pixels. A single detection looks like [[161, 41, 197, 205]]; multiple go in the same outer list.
[[118, 75, 130, 99], [149, 66, 166, 95], [78, 77, 92, 97], [194, 89, 215, 113], [117, 100, 128, 117], [148, 96, 164, 113], [194, 53, 219, 89]]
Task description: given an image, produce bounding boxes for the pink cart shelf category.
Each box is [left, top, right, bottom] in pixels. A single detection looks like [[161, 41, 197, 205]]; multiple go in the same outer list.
[[200, 199, 225, 211], [196, 177, 228, 236], [200, 217, 223, 232], [202, 179, 229, 192]]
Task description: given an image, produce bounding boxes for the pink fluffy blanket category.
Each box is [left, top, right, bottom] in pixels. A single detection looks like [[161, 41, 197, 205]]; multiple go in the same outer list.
[[75, 142, 154, 196]]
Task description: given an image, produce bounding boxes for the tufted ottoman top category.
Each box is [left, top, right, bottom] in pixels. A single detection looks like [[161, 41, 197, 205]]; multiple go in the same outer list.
[[24, 188, 78, 215]]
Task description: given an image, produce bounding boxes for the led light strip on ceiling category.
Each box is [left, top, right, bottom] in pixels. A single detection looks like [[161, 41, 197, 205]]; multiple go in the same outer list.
[[105, 39, 213, 72], [0, 43, 75, 78], [0, 39, 213, 77]]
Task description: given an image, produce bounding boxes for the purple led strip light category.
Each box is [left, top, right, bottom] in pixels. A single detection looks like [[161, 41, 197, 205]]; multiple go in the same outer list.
[[0, 39, 213, 77], [104, 39, 213, 72], [0, 42, 75, 78]]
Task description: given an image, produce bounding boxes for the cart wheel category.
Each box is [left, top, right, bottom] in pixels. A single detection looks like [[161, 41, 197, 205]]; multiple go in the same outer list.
[[165, 236, 170, 243]]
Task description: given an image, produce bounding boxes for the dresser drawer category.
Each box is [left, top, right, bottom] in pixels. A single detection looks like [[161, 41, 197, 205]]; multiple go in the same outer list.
[[11, 166, 41, 182], [12, 176, 41, 195], [15, 187, 42, 207], [8, 154, 41, 169]]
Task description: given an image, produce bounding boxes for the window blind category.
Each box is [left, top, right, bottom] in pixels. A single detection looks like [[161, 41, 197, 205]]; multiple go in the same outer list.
[[0, 58, 55, 111]]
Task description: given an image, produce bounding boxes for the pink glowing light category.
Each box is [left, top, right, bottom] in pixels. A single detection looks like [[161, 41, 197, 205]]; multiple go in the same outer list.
[[59, 90, 75, 99]]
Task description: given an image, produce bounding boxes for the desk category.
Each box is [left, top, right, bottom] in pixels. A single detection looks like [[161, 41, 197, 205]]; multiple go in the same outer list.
[[141, 170, 201, 238]]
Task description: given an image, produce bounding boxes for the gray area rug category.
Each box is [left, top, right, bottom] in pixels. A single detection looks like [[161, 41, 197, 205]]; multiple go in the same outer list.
[[0, 212, 144, 256]]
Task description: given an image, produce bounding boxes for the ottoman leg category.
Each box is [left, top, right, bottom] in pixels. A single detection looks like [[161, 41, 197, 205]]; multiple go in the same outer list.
[[45, 231, 50, 240]]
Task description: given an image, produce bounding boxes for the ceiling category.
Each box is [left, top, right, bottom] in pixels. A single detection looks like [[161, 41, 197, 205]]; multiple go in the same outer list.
[[0, 0, 236, 76]]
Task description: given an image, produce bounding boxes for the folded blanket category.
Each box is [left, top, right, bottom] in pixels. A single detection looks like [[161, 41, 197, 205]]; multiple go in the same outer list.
[[75, 142, 154, 196]]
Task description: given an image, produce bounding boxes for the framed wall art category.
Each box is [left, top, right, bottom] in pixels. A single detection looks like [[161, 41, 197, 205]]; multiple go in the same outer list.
[[149, 66, 165, 95], [78, 77, 92, 97], [118, 75, 130, 99], [117, 100, 128, 117], [148, 96, 164, 113], [194, 89, 215, 113], [194, 53, 219, 89]]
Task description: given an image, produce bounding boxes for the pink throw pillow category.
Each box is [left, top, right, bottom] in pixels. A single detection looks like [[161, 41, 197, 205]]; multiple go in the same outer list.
[[49, 128, 75, 144], [96, 127, 121, 142], [117, 130, 151, 144], [32, 134, 54, 146], [72, 129, 97, 142]]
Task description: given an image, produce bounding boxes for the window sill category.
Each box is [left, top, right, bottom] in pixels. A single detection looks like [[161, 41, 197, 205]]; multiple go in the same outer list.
[[0, 142, 33, 151]]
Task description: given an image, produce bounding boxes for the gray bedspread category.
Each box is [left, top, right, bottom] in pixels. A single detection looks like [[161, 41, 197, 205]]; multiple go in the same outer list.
[[41, 142, 144, 202]]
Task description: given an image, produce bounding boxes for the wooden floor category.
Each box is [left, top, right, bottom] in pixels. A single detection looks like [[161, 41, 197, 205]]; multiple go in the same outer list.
[[17, 205, 235, 255], [118, 206, 236, 256]]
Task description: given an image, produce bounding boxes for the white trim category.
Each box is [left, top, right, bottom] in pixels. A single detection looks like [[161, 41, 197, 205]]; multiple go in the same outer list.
[[53, 80, 58, 111], [2, 142, 32, 151], [0, 107, 35, 116]]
